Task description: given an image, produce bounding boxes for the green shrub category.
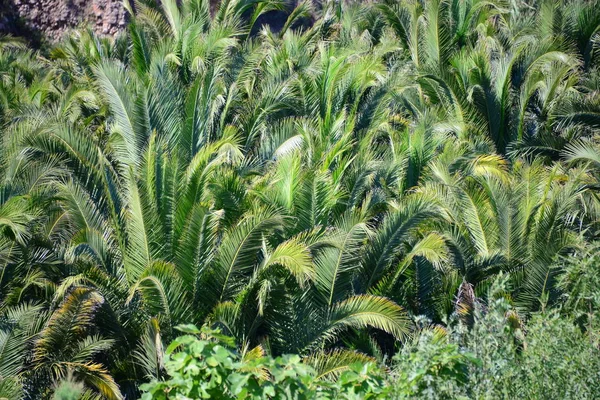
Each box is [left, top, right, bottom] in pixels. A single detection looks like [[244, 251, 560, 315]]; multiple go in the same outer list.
[[140, 325, 391, 399], [396, 283, 600, 399], [391, 327, 478, 399], [141, 300, 600, 400], [507, 313, 600, 399]]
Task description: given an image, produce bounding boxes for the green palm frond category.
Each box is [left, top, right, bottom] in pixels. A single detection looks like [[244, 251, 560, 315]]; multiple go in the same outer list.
[[201, 209, 286, 308], [123, 169, 155, 284], [314, 213, 371, 307], [328, 295, 411, 341], [0, 196, 35, 245], [128, 261, 193, 324], [34, 288, 105, 364], [94, 61, 146, 167], [133, 318, 165, 380], [32, 287, 122, 398], [260, 237, 314, 285], [62, 361, 122, 400], [0, 303, 45, 380], [563, 140, 600, 167], [159, 0, 183, 39], [304, 348, 376, 380], [361, 196, 441, 290]]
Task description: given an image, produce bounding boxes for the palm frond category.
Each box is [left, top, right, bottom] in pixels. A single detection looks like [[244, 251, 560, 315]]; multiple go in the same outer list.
[[304, 348, 376, 380], [328, 295, 411, 340]]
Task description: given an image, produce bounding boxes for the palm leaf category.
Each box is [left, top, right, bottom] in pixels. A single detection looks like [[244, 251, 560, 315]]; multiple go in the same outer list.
[[304, 348, 376, 380], [328, 295, 410, 340], [201, 209, 285, 308]]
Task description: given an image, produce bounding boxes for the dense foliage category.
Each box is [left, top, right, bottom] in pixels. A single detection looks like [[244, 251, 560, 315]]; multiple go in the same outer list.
[[0, 0, 600, 398], [140, 279, 600, 399]]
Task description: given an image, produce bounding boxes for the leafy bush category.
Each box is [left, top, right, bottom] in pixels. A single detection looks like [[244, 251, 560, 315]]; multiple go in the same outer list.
[[142, 281, 600, 400], [140, 326, 390, 399], [392, 280, 600, 399], [391, 327, 479, 399], [514, 313, 600, 399]]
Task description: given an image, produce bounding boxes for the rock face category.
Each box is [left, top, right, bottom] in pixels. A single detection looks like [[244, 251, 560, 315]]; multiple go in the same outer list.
[[1, 0, 302, 44], [2, 0, 128, 42]]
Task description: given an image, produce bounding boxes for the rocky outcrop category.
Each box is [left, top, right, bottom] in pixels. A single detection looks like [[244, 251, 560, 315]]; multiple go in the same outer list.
[[2, 0, 128, 42], [1, 0, 305, 44]]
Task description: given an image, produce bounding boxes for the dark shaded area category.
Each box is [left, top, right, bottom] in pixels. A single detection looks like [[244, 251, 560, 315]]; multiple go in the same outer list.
[[0, 0, 314, 47], [252, 2, 315, 35], [0, 0, 44, 46], [0, 0, 127, 46]]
